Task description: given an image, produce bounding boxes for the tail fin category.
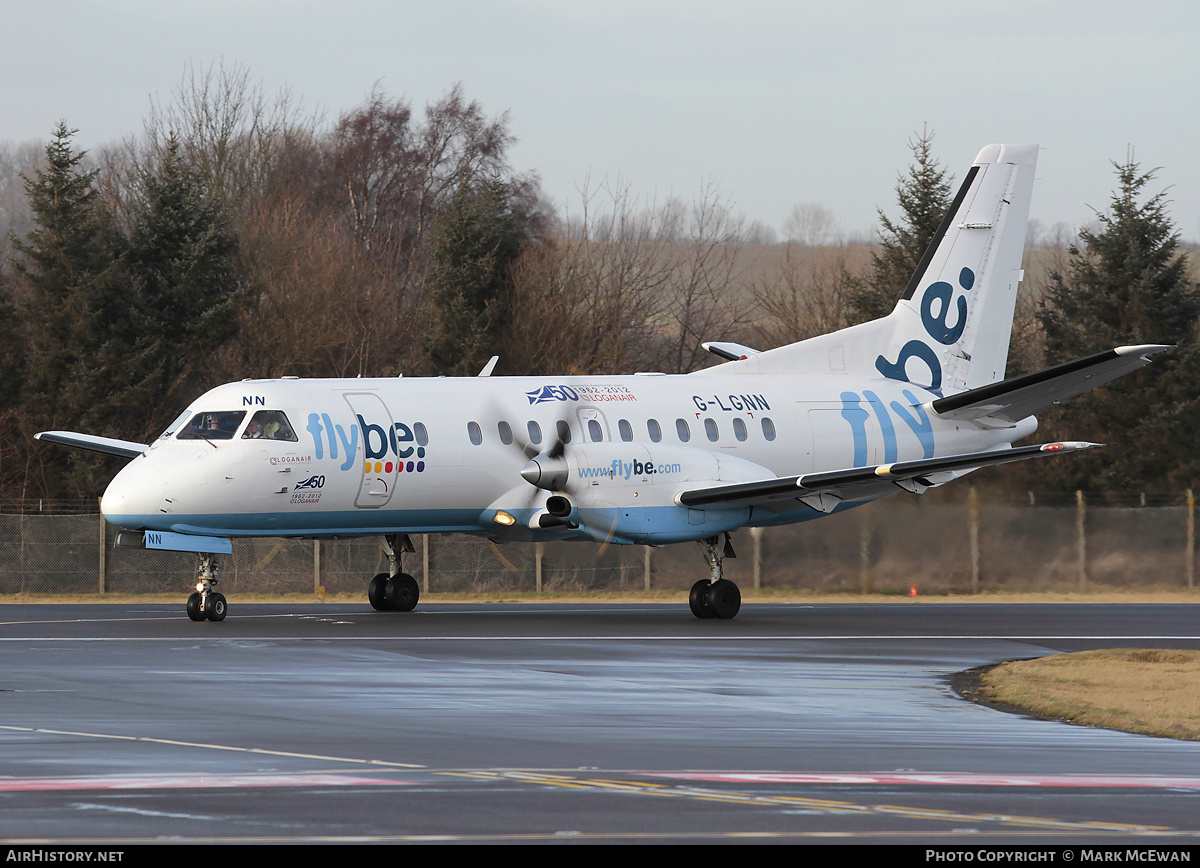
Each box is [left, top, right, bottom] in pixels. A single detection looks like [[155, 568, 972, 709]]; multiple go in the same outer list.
[[743, 144, 1038, 395]]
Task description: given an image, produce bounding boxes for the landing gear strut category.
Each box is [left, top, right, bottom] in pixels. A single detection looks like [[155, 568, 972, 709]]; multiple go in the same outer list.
[[186, 553, 227, 622], [689, 534, 741, 620], [368, 534, 420, 613]]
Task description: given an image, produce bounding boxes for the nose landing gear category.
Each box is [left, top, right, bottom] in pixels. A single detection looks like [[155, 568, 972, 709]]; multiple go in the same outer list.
[[186, 553, 227, 622]]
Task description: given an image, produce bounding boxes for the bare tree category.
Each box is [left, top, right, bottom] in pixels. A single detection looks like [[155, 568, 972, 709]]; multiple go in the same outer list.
[[749, 243, 872, 348], [657, 181, 755, 373], [325, 83, 518, 350], [742, 220, 778, 244], [503, 178, 760, 376], [512, 175, 676, 374], [782, 201, 840, 246], [138, 61, 323, 217]]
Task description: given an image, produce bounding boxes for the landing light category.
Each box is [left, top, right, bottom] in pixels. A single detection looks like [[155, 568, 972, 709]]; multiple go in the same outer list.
[[493, 510, 516, 526]]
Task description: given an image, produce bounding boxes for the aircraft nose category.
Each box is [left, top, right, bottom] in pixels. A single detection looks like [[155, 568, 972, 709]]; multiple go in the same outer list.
[[101, 457, 167, 527]]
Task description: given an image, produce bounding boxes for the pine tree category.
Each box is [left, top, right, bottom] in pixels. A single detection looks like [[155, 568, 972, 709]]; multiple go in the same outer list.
[[124, 135, 245, 434], [1037, 154, 1200, 497], [847, 128, 953, 322], [10, 123, 132, 497], [422, 178, 541, 376]]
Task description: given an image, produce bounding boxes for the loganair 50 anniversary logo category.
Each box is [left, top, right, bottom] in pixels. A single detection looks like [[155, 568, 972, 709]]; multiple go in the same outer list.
[[525, 384, 636, 404], [305, 414, 428, 474], [874, 266, 975, 395], [526, 385, 578, 405], [291, 474, 325, 504]]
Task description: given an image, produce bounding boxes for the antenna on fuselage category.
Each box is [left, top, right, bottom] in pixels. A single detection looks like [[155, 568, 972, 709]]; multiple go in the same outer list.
[[478, 356, 499, 377]]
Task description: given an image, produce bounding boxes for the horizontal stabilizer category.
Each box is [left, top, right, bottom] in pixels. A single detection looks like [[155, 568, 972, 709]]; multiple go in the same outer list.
[[702, 341, 761, 362], [35, 431, 148, 460], [929, 345, 1171, 428], [676, 441, 1101, 509]]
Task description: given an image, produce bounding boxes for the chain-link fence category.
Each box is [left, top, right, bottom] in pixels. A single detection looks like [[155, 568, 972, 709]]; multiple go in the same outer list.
[[1, 490, 1196, 596]]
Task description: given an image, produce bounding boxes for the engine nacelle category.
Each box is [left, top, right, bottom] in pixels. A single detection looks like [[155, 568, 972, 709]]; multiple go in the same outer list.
[[556, 442, 770, 545]]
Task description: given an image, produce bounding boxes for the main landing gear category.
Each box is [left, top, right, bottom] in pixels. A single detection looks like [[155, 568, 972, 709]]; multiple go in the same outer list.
[[186, 553, 227, 622], [689, 533, 741, 620], [368, 534, 421, 613]]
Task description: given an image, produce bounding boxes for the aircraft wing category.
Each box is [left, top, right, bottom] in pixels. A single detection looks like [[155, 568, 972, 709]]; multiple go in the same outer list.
[[676, 441, 1101, 511], [929, 345, 1171, 428], [35, 431, 149, 460]]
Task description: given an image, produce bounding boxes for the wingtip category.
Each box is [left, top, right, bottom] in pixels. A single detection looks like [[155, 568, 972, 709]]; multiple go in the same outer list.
[[1043, 441, 1104, 453], [1115, 344, 1174, 360]]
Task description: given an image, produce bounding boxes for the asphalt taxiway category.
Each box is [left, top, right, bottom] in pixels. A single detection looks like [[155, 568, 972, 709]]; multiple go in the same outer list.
[[2, 600, 1200, 844]]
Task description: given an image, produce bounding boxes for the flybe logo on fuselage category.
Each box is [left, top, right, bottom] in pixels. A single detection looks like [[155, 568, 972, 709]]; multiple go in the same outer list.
[[305, 413, 428, 473], [874, 266, 975, 395]]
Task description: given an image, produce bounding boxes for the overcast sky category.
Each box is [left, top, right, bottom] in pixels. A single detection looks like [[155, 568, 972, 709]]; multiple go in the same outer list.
[[5, 0, 1199, 241]]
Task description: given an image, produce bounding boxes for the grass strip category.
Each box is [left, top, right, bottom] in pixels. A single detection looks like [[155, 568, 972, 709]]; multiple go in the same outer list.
[[974, 649, 1200, 741]]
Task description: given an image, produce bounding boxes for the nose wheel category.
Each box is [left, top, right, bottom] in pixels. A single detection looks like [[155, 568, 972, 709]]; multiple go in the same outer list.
[[186, 554, 227, 621]]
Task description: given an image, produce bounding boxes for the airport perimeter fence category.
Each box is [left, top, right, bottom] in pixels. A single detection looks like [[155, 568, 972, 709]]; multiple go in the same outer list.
[[0, 489, 1196, 597]]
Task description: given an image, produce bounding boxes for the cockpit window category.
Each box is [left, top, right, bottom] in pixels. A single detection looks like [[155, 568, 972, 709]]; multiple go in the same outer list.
[[178, 411, 246, 441], [159, 409, 193, 440], [242, 410, 297, 441]]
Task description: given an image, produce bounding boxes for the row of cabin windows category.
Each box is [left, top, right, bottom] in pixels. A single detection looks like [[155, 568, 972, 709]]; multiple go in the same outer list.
[[466, 416, 776, 446]]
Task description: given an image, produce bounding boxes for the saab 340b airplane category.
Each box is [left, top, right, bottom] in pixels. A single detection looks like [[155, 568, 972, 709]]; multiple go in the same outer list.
[[37, 143, 1167, 621]]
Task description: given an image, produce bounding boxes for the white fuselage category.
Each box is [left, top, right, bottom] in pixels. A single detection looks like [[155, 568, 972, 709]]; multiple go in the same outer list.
[[99, 368, 1031, 546]]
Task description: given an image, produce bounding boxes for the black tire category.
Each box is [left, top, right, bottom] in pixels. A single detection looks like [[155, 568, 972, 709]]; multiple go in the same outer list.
[[385, 573, 420, 612], [186, 592, 205, 622], [368, 573, 390, 611], [689, 579, 715, 619], [207, 593, 228, 622], [706, 579, 741, 620]]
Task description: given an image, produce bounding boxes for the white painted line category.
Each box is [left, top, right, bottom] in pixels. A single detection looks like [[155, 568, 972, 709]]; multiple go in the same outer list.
[[0, 724, 426, 769], [0, 773, 416, 792]]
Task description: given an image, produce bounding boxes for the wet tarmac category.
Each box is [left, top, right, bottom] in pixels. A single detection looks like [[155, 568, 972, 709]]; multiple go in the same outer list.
[[2, 600, 1200, 844]]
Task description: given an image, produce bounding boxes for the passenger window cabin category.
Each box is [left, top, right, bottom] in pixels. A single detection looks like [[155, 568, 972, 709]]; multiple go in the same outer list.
[[453, 414, 769, 450]]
